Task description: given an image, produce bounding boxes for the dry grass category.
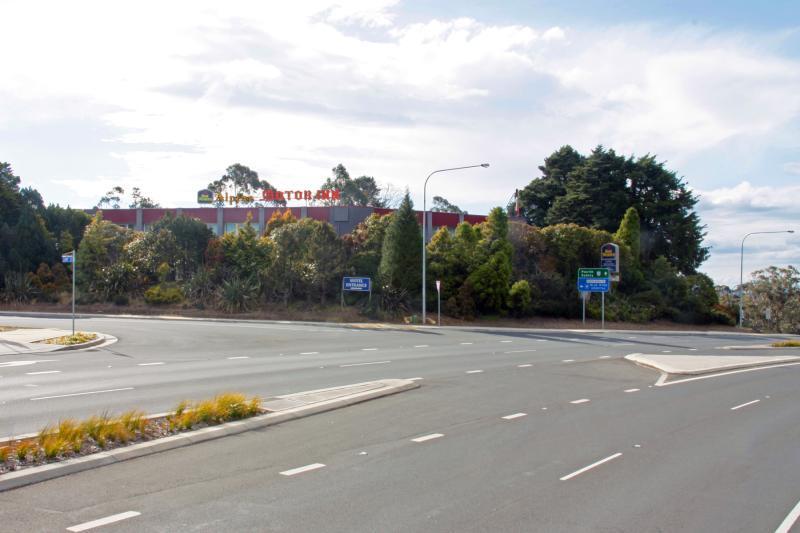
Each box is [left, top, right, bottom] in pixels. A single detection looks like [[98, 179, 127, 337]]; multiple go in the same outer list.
[[771, 340, 800, 347], [167, 393, 261, 431], [44, 332, 98, 345], [0, 447, 9, 463]]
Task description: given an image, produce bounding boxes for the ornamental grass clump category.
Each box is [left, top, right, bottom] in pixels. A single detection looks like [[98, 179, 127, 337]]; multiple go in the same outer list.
[[15, 441, 38, 462], [167, 393, 261, 431], [0, 446, 10, 464]]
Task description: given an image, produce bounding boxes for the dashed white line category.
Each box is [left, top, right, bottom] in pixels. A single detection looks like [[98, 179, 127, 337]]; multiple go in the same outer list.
[[226, 356, 249, 360], [517, 363, 533, 368], [299, 352, 319, 355], [500, 340, 513, 343], [137, 362, 164, 366], [339, 360, 391, 367], [536, 339, 547, 342], [501, 413, 527, 420], [361, 348, 378, 351], [775, 498, 800, 533], [280, 463, 326, 476], [570, 398, 590, 404], [562, 359, 575, 363], [560, 452, 622, 481], [598, 356, 611, 359], [624, 388, 640, 393], [661, 350, 672, 353], [460, 342, 473, 345], [504, 349, 536, 354], [414, 345, 429, 348], [66, 511, 141, 532], [412, 433, 444, 443], [731, 399, 761, 411], [465, 370, 484, 374], [25, 370, 61, 375], [688, 348, 697, 351], [30, 387, 134, 401]]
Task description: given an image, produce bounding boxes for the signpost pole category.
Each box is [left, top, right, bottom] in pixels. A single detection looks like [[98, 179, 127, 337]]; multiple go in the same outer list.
[[582, 293, 586, 326], [71, 251, 76, 336], [436, 280, 441, 327], [601, 292, 605, 330], [341, 278, 344, 310]]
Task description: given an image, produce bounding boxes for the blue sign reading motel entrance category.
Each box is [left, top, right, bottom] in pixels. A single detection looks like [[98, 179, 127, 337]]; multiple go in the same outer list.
[[343, 277, 371, 292]]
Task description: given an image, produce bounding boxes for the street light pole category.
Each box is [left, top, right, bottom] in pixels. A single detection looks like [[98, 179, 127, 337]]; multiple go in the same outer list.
[[422, 163, 489, 325], [738, 229, 794, 328]]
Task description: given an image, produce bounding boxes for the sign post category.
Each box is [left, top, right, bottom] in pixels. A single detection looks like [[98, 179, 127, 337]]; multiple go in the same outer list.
[[435, 280, 441, 327], [577, 268, 610, 329], [62, 251, 76, 335], [341, 277, 372, 309]]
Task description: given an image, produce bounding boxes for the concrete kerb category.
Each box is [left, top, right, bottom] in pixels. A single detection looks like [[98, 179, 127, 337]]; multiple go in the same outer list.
[[49, 333, 116, 351], [624, 353, 800, 376], [0, 378, 419, 492]]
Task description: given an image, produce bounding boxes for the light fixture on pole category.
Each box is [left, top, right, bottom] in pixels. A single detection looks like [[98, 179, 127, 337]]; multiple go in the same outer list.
[[738, 229, 795, 327], [422, 163, 490, 325]]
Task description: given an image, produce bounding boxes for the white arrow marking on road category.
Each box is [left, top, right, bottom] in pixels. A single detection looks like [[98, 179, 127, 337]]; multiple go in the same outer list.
[[30, 387, 134, 401], [560, 452, 622, 481], [731, 399, 760, 411], [570, 398, 590, 404], [0, 359, 56, 368], [339, 360, 391, 367], [280, 463, 326, 476], [66, 511, 141, 532], [502, 413, 527, 420], [25, 370, 61, 375], [412, 433, 444, 443]]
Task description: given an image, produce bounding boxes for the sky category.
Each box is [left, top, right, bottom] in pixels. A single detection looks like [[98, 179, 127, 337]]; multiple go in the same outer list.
[[1, 0, 798, 286]]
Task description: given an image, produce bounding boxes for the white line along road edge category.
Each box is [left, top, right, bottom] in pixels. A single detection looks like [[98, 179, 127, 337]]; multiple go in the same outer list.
[[560, 453, 623, 481], [67, 511, 141, 532], [731, 399, 760, 411], [775, 498, 800, 533]]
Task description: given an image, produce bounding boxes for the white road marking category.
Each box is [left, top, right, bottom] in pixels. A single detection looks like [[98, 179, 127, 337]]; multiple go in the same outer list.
[[661, 350, 672, 353], [504, 349, 536, 354], [570, 398, 590, 404], [280, 463, 326, 476], [517, 364, 533, 368], [339, 360, 391, 367], [541, 407, 548, 410], [407, 377, 424, 381], [500, 340, 513, 343], [775, 498, 800, 533], [688, 348, 697, 351], [25, 370, 61, 375], [412, 433, 444, 443], [562, 359, 575, 363], [598, 356, 611, 359], [502, 413, 527, 420], [536, 339, 547, 342], [624, 388, 640, 393], [300, 352, 319, 355], [227, 356, 249, 360], [30, 387, 134, 401], [656, 362, 800, 387], [67, 511, 141, 532], [137, 362, 164, 366], [25, 384, 38, 387], [560, 452, 623, 481], [460, 342, 473, 345], [465, 370, 483, 374], [414, 345, 429, 348], [0, 359, 56, 368], [731, 399, 761, 411], [361, 348, 378, 351]]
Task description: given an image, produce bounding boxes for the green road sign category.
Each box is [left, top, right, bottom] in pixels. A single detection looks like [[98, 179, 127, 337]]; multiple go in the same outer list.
[[578, 267, 609, 278]]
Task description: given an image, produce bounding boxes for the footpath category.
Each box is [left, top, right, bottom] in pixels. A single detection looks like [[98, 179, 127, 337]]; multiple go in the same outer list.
[[0, 328, 108, 356]]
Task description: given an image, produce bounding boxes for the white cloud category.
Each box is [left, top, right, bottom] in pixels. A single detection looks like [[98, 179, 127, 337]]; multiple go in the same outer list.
[[784, 161, 800, 175]]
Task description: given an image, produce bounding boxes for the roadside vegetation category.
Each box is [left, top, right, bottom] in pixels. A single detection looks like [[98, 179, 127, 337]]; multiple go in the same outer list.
[[771, 340, 800, 348], [0, 393, 262, 474], [42, 332, 97, 345], [1, 151, 795, 331]]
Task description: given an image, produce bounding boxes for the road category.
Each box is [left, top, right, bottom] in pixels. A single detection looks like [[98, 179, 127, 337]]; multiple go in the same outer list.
[[0, 314, 798, 532]]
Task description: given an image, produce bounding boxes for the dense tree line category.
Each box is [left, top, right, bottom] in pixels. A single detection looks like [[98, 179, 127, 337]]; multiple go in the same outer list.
[[0, 155, 742, 326]]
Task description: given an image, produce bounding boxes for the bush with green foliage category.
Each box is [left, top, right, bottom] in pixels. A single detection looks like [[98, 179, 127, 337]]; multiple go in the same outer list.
[[143, 284, 184, 305]]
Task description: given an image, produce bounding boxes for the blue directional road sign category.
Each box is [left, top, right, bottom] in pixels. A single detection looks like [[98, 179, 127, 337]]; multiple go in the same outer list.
[[578, 277, 610, 293], [343, 277, 371, 292]]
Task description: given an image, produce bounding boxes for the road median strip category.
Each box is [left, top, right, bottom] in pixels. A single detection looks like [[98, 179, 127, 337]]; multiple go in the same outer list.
[[0, 378, 418, 492]]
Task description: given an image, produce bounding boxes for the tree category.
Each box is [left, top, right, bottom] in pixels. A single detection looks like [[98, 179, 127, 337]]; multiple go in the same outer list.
[[743, 266, 800, 333], [431, 196, 466, 214], [265, 209, 297, 235], [467, 207, 513, 313], [151, 215, 213, 279], [615, 207, 641, 261], [208, 164, 284, 207], [319, 164, 386, 207], [220, 217, 273, 280], [76, 213, 132, 300], [378, 192, 421, 296], [306, 221, 346, 304], [516, 146, 708, 273], [129, 187, 160, 208], [42, 205, 91, 253], [97, 186, 125, 209], [345, 213, 391, 279]]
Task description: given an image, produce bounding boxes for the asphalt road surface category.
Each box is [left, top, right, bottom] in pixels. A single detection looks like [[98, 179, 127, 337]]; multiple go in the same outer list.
[[0, 314, 798, 532]]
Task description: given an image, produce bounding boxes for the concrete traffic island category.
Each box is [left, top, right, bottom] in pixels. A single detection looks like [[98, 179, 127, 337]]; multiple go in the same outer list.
[[625, 352, 800, 375], [0, 379, 418, 492], [0, 328, 112, 355]]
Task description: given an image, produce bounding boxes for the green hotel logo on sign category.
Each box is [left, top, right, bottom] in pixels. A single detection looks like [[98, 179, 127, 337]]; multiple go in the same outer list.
[[578, 268, 609, 278], [197, 189, 213, 204]]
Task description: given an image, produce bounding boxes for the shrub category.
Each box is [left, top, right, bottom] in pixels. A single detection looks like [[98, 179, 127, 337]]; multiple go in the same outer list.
[[0, 446, 10, 463], [217, 276, 260, 313], [508, 280, 532, 317], [113, 293, 129, 306], [144, 284, 183, 305]]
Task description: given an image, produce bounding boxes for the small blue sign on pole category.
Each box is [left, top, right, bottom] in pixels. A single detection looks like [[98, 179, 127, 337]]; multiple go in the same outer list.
[[343, 277, 371, 292], [62, 253, 74, 264], [577, 277, 610, 293]]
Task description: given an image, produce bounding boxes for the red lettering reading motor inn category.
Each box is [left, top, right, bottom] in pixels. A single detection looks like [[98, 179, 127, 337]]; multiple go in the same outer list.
[[261, 189, 341, 202]]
